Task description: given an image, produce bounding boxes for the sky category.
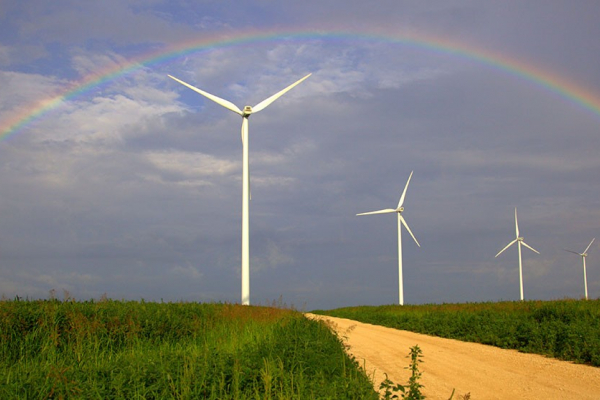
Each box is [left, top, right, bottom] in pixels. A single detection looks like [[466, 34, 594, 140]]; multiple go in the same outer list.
[[1, 1, 600, 310]]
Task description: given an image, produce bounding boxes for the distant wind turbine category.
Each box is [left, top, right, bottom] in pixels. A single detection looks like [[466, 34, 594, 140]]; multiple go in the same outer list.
[[168, 73, 311, 305], [565, 238, 595, 300], [495, 208, 540, 301], [357, 171, 420, 305]]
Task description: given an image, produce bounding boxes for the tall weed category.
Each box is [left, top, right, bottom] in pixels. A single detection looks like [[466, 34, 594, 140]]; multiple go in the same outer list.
[[0, 299, 377, 399]]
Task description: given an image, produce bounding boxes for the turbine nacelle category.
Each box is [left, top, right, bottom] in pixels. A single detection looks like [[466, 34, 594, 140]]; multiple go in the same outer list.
[[242, 106, 253, 116], [396, 206, 404, 213], [565, 238, 595, 259]]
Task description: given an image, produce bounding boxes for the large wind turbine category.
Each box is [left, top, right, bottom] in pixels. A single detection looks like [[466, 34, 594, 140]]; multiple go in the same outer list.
[[168, 73, 311, 305], [357, 171, 420, 305], [495, 208, 540, 301], [565, 238, 595, 300]]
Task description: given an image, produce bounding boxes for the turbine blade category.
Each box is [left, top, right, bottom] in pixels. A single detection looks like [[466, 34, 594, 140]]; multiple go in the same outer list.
[[168, 75, 243, 116], [584, 238, 596, 254], [397, 171, 414, 209], [356, 209, 397, 216], [514, 208, 520, 238], [521, 241, 540, 254], [251, 73, 311, 113], [495, 239, 518, 258], [399, 215, 420, 247], [564, 249, 582, 256]]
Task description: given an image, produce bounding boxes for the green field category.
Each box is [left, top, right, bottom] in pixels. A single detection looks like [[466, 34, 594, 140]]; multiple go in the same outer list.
[[0, 299, 377, 399], [313, 299, 600, 367], [5, 298, 598, 399]]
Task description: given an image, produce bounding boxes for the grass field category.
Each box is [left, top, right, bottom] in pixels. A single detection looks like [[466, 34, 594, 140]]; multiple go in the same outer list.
[[0, 299, 378, 399], [313, 299, 600, 367], [5, 297, 598, 398]]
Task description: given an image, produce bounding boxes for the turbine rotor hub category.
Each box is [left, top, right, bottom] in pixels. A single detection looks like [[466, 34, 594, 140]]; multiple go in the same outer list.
[[518, 237, 524, 241], [243, 106, 253, 116], [397, 207, 404, 213]]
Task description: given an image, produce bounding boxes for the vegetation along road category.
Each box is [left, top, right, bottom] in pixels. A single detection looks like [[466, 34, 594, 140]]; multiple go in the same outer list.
[[306, 313, 600, 399]]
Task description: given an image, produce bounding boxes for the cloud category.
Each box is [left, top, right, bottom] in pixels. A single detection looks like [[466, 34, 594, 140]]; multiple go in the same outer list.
[[144, 149, 238, 187], [15, 0, 196, 46], [0, 45, 10, 65], [168, 41, 455, 107], [437, 148, 600, 173], [2, 2, 600, 309], [0, 70, 65, 112], [70, 51, 132, 78], [170, 263, 203, 280], [0, 269, 101, 300], [24, 68, 184, 146], [251, 240, 295, 273]]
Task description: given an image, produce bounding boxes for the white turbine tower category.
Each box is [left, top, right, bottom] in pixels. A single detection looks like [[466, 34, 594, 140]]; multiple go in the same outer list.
[[168, 73, 311, 305], [565, 238, 595, 300], [495, 208, 540, 301], [357, 171, 420, 305]]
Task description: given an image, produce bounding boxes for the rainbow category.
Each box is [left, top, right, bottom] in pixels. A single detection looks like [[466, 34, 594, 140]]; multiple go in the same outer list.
[[2, 29, 600, 142]]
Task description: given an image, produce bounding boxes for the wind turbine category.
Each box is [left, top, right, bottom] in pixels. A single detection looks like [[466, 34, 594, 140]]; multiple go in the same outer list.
[[565, 238, 595, 300], [357, 171, 420, 305], [168, 73, 311, 305], [495, 208, 540, 301]]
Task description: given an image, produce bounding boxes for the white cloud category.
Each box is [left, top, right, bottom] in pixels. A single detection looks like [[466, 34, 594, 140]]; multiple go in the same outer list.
[[145, 149, 238, 178], [253, 139, 317, 166], [0, 43, 49, 67], [34, 94, 181, 144], [70, 51, 131, 78], [164, 40, 457, 117], [524, 258, 552, 280], [123, 85, 181, 105], [250, 175, 296, 188], [170, 263, 203, 280], [252, 240, 295, 273], [0, 278, 48, 299], [0, 70, 65, 112]]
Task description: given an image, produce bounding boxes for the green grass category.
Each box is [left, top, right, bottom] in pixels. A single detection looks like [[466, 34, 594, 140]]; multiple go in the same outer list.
[[312, 299, 600, 367], [0, 299, 378, 399]]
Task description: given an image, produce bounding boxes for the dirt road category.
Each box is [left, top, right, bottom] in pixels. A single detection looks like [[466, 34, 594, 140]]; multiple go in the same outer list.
[[306, 313, 600, 399]]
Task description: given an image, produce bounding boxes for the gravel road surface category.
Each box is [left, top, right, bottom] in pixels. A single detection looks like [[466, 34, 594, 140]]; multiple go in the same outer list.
[[306, 313, 600, 399]]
